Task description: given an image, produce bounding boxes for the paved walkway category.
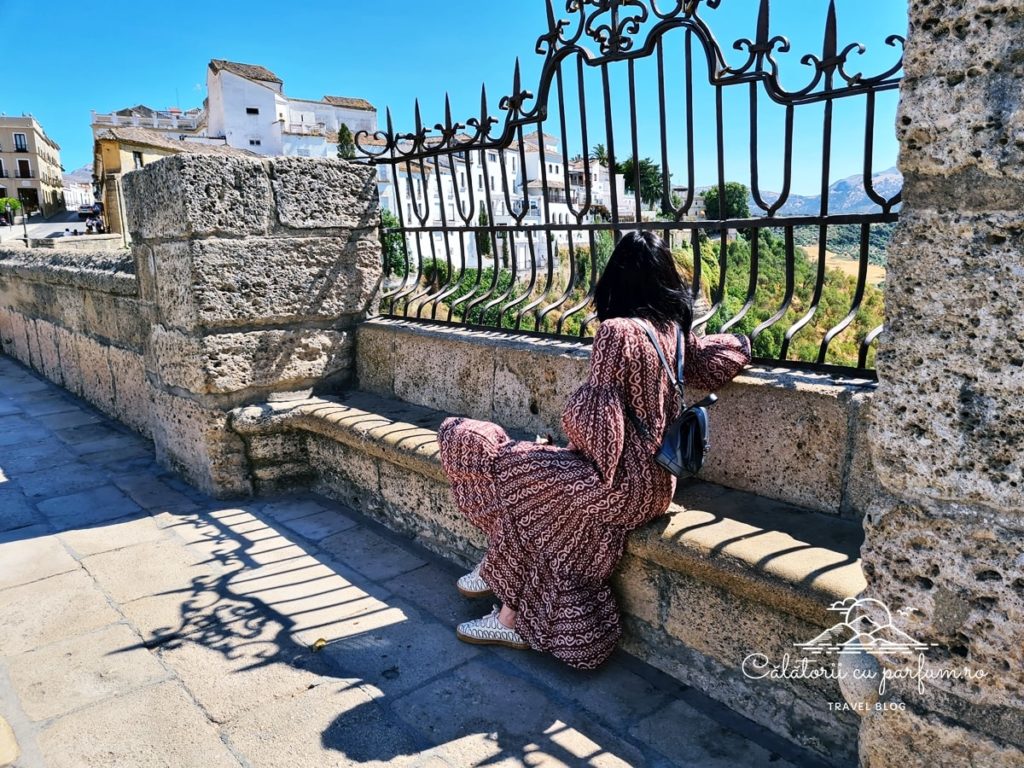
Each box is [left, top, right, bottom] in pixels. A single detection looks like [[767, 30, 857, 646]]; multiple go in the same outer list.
[[0, 354, 824, 768]]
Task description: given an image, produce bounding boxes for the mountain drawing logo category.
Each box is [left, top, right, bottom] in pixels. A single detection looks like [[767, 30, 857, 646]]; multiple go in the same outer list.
[[795, 597, 935, 655]]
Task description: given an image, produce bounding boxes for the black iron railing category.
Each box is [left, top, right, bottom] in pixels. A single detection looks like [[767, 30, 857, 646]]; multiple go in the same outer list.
[[357, 0, 904, 378]]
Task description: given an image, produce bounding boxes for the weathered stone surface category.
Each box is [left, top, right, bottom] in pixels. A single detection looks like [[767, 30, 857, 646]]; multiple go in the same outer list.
[[860, 705, 1024, 768], [319, 525, 427, 583], [270, 157, 379, 230], [7, 622, 167, 721], [0, 533, 79, 590], [33, 318, 63, 387], [83, 537, 219, 604], [0, 714, 17, 767], [354, 320, 395, 397], [149, 325, 353, 395], [75, 334, 115, 416], [631, 698, 796, 768], [157, 617, 329, 724], [123, 153, 273, 240], [492, 337, 589, 439], [149, 234, 380, 332], [392, 328, 495, 419], [37, 681, 243, 768], [107, 345, 151, 436], [59, 515, 166, 557], [307, 435, 383, 514], [861, 500, 1024, 710], [0, 488, 38, 532], [610, 554, 662, 626], [279, 508, 358, 542], [223, 681, 408, 768], [36, 483, 143, 528], [51, 325, 83, 396], [81, 290, 146, 350], [149, 389, 251, 497], [0, 569, 122, 656], [872, 210, 1024, 510], [841, 393, 881, 518]]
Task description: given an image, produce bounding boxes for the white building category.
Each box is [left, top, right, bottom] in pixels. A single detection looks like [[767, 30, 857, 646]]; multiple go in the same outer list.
[[380, 129, 638, 273], [205, 60, 376, 157]]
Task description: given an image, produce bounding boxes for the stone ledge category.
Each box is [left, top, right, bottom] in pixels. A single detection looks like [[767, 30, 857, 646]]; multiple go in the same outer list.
[[0, 249, 137, 296], [231, 391, 866, 627]]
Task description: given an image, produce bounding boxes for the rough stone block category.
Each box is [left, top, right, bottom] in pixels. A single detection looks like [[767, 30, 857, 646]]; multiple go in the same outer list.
[[391, 328, 495, 418], [279, 508, 358, 543], [492, 337, 589, 439], [52, 325, 83, 396], [270, 157, 379, 230], [860, 705, 1024, 768], [149, 388, 252, 497], [874, 209, 1024, 510], [841, 392, 881, 518], [75, 334, 115, 416], [307, 436, 382, 515], [149, 325, 353, 395], [0, 306, 12, 355], [82, 291, 146, 351], [354, 320, 396, 396], [123, 153, 273, 240], [699, 372, 852, 514], [610, 554, 662, 626], [861, 500, 1024, 712], [149, 234, 380, 332], [5, 311, 31, 365], [108, 345, 151, 437], [319, 525, 427, 583], [901, 1, 1024, 80], [83, 537, 218, 604], [33, 318, 63, 387]]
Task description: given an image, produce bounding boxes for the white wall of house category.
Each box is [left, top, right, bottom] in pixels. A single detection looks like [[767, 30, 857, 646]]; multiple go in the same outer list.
[[207, 70, 284, 154]]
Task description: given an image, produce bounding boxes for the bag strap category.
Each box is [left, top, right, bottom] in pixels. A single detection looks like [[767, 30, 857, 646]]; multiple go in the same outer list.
[[629, 318, 685, 407]]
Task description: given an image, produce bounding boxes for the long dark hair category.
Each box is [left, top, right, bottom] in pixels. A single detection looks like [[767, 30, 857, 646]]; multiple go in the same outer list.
[[593, 230, 693, 333]]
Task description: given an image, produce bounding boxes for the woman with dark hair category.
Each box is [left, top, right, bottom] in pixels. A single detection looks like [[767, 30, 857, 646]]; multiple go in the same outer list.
[[437, 230, 751, 669]]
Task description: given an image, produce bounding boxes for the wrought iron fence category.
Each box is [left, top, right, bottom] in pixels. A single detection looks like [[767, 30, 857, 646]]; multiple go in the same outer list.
[[356, 0, 904, 378]]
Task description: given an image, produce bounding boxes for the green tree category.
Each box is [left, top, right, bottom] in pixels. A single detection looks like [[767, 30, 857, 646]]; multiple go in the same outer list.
[[379, 208, 406, 277], [702, 182, 750, 220], [615, 157, 664, 209], [0, 197, 22, 215], [476, 209, 491, 258], [337, 124, 355, 160], [591, 144, 608, 167]]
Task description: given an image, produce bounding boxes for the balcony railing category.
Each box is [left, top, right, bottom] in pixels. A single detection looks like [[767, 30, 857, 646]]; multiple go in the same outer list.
[[358, 0, 904, 378], [285, 123, 327, 136], [91, 111, 203, 131], [15, 171, 33, 179]]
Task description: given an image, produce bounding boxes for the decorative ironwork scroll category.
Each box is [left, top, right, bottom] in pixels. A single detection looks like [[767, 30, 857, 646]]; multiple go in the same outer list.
[[357, 0, 905, 378]]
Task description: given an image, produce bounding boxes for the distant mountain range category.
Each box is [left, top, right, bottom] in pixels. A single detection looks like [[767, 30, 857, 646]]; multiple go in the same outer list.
[[752, 167, 902, 216], [63, 164, 93, 186]]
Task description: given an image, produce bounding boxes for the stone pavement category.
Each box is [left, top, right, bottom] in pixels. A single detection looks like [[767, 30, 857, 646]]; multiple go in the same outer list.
[[0, 354, 826, 768]]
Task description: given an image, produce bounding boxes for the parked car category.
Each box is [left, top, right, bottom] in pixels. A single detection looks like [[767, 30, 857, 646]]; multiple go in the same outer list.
[[77, 204, 94, 220]]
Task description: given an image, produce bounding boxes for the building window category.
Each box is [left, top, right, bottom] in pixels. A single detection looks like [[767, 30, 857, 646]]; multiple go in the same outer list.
[[13, 133, 27, 152], [249, 138, 261, 146], [133, 152, 144, 170], [490, 176, 495, 192], [0, 159, 5, 178], [477, 176, 483, 191], [246, 107, 260, 115]]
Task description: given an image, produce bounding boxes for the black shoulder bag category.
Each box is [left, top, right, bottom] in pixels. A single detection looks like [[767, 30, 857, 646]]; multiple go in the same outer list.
[[623, 319, 718, 478]]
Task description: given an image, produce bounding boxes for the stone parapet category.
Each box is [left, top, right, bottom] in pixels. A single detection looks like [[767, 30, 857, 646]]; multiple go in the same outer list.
[[121, 154, 381, 495], [357, 318, 880, 518]]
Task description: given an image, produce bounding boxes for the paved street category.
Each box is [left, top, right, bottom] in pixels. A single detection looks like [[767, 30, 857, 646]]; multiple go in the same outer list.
[[0, 211, 91, 244], [0, 353, 821, 768]]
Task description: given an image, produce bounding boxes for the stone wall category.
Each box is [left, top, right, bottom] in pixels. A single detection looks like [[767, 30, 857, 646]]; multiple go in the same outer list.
[[860, 1, 1024, 765], [0, 249, 150, 435], [122, 154, 381, 496], [358, 319, 880, 518]]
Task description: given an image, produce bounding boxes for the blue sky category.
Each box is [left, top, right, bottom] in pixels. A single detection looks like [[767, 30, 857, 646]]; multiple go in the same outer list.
[[1, 0, 906, 195]]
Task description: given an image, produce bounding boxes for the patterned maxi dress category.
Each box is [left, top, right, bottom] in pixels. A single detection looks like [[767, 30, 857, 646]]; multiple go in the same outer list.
[[437, 317, 751, 669]]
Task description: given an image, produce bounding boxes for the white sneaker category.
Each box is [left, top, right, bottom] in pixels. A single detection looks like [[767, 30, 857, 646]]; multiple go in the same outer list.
[[456, 560, 493, 598], [456, 605, 529, 650]]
